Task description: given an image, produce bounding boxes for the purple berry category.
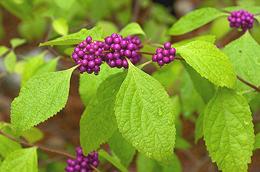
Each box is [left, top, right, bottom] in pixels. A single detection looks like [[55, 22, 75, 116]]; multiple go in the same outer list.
[[127, 43, 135, 50], [105, 37, 113, 45], [65, 147, 99, 172], [73, 33, 143, 73], [152, 55, 157, 62], [124, 50, 131, 57], [115, 59, 122, 67], [152, 42, 176, 67], [228, 10, 254, 31], [72, 36, 104, 74], [164, 42, 172, 49], [86, 36, 92, 43], [120, 40, 127, 48], [122, 59, 128, 68]]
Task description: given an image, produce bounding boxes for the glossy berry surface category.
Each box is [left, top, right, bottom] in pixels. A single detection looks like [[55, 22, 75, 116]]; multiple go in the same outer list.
[[72, 36, 104, 74], [72, 34, 143, 74], [104, 33, 142, 69], [228, 10, 254, 31], [65, 147, 99, 172], [152, 42, 176, 67]]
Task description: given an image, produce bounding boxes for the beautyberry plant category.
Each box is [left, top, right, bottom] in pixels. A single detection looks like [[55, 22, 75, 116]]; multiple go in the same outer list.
[[0, 1, 260, 172]]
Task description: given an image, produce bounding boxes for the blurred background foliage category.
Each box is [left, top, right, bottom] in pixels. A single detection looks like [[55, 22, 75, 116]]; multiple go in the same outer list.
[[0, 0, 260, 172]]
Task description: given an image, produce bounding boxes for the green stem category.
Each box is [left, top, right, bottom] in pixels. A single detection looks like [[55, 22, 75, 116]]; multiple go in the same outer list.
[[138, 60, 152, 69]]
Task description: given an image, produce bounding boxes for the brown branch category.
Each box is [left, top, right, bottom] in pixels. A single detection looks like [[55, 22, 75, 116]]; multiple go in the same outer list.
[[138, 51, 154, 55], [131, 0, 140, 22], [138, 52, 184, 61], [237, 76, 260, 92], [0, 72, 7, 79], [0, 130, 75, 159], [217, 29, 244, 48]]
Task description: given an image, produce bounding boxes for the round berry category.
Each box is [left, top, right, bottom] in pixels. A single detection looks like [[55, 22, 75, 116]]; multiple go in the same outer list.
[[152, 42, 176, 67], [164, 42, 172, 49]]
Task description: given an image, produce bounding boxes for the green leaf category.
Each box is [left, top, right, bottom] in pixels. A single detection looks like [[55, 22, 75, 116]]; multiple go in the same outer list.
[[152, 62, 183, 89], [0, 122, 17, 136], [10, 38, 26, 49], [143, 19, 169, 43], [34, 58, 58, 75], [223, 32, 260, 93], [40, 26, 104, 46], [255, 133, 260, 150], [79, 64, 121, 106], [161, 154, 182, 172], [4, 51, 16, 73], [203, 88, 254, 172], [20, 56, 57, 86], [52, 18, 68, 36], [256, 15, 260, 23], [168, 8, 226, 35], [21, 127, 44, 144], [223, 6, 260, 14], [96, 21, 118, 37], [0, 147, 38, 172], [54, 0, 75, 10], [151, 4, 176, 24], [108, 130, 135, 166], [194, 112, 204, 143], [14, 61, 25, 75], [137, 153, 181, 172], [11, 67, 76, 132], [210, 17, 231, 39], [0, 0, 32, 20], [98, 150, 128, 172], [174, 35, 216, 48], [171, 96, 181, 118], [183, 62, 215, 103], [177, 41, 236, 88], [175, 136, 191, 150], [119, 22, 145, 37], [21, 53, 45, 86], [0, 46, 9, 56], [18, 18, 46, 40], [80, 72, 126, 154], [137, 153, 161, 172], [0, 135, 21, 157], [115, 62, 176, 161], [180, 70, 205, 117]]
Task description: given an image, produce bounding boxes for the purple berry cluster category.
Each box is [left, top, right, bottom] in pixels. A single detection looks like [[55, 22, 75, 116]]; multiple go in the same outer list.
[[152, 42, 176, 66], [72, 33, 143, 74], [228, 10, 254, 31], [72, 36, 103, 74], [65, 147, 99, 172], [104, 34, 142, 69]]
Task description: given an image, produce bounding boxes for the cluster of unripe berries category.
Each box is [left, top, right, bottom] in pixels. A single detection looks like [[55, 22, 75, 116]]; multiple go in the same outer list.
[[152, 42, 176, 66], [228, 10, 254, 31], [65, 147, 99, 172], [72, 33, 177, 75]]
